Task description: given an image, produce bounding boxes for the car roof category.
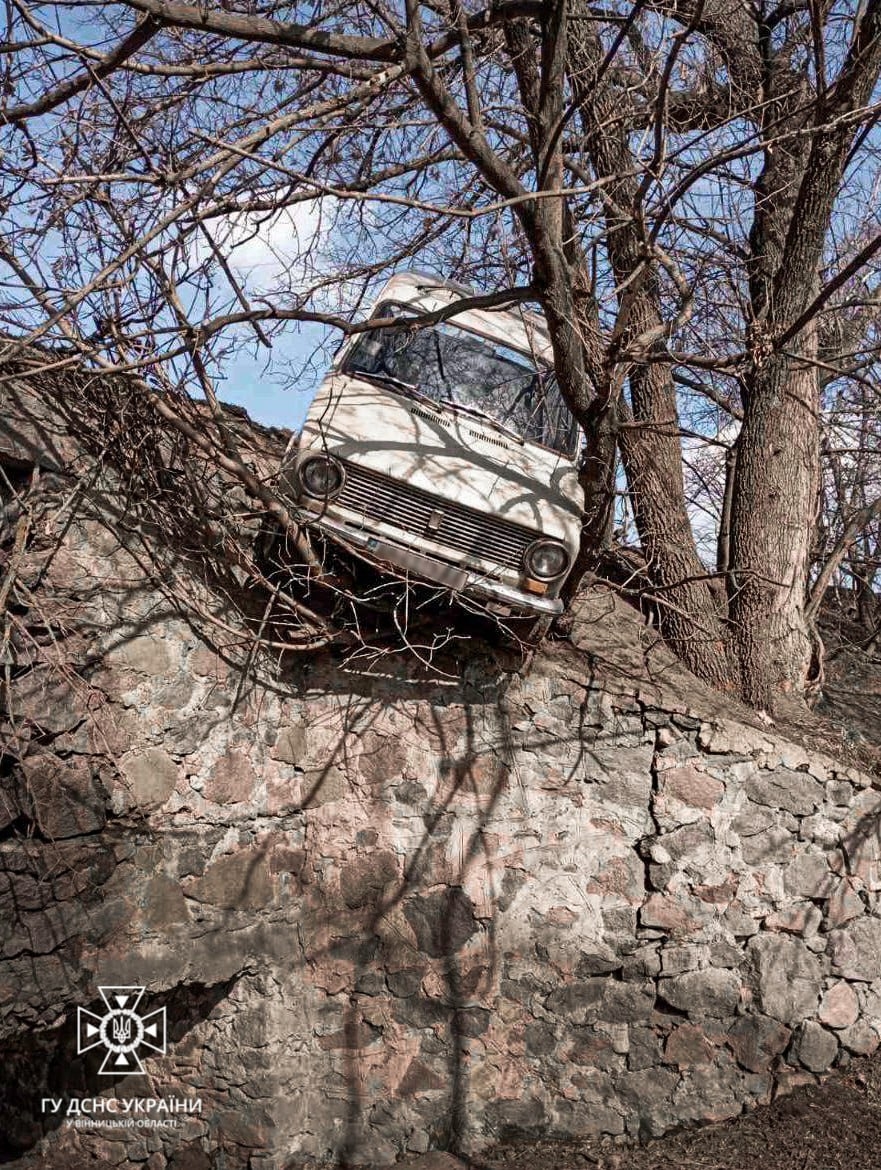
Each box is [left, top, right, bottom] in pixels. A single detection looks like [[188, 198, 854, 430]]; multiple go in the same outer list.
[[373, 271, 553, 364]]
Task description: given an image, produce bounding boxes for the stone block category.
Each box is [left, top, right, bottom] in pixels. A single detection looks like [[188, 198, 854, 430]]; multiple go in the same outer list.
[[188, 845, 273, 909], [358, 731, 409, 787], [301, 764, 350, 807], [730, 801, 799, 838], [783, 850, 833, 899], [664, 1023, 715, 1066], [745, 769, 824, 816], [463, 753, 511, 797], [387, 966, 425, 998], [484, 1097, 547, 1136], [340, 851, 399, 909], [692, 875, 739, 907], [726, 1014, 791, 1072], [204, 748, 257, 804], [265, 773, 302, 816], [697, 722, 765, 755], [799, 814, 842, 848], [105, 633, 175, 675], [549, 1098, 625, 1137], [773, 1068, 817, 1097], [584, 745, 654, 806], [269, 724, 307, 764], [161, 713, 210, 757], [859, 978, 881, 1020], [523, 1020, 557, 1056], [640, 890, 714, 936], [403, 887, 478, 957], [544, 979, 605, 1022], [618, 1067, 679, 1137], [656, 819, 716, 862], [721, 901, 761, 936], [391, 995, 449, 1029], [747, 935, 822, 1025], [1, 900, 85, 958], [627, 1026, 662, 1070], [585, 851, 644, 900], [119, 747, 178, 807], [142, 874, 189, 928], [740, 827, 795, 866], [660, 945, 703, 975], [825, 878, 864, 928], [839, 1019, 880, 1055], [166, 1145, 212, 1170], [818, 980, 859, 1029], [829, 917, 881, 981], [11, 671, 85, 734], [578, 942, 627, 975], [601, 981, 656, 1023], [842, 811, 881, 890], [659, 969, 741, 1018], [19, 752, 105, 838], [793, 1020, 838, 1072], [622, 945, 661, 980], [708, 939, 743, 968], [660, 766, 724, 810], [397, 1058, 447, 1096], [566, 1027, 622, 1070], [154, 676, 196, 710], [764, 903, 822, 936], [672, 1052, 761, 1124], [826, 779, 853, 806], [189, 646, 229, 680]]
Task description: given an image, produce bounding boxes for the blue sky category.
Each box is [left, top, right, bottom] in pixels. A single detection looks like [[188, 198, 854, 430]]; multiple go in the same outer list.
[[188, 197, 352, 432], [213, 320, 328, 432]]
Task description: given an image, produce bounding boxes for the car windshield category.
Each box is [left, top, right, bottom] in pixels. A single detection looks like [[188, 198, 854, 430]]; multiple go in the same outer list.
[[343, 301, 578, 456]]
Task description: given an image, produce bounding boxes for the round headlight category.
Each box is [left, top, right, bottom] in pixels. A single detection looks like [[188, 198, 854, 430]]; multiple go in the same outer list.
[[297, 455, 344, 499], [524, 539, 570, 581]]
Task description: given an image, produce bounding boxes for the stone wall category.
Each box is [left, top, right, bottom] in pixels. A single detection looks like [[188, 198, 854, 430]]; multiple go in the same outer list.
[[3, 387, 881, 1169]]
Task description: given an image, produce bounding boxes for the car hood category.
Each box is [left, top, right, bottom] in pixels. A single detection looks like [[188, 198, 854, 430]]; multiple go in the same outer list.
[[299, 375, 583, 543]]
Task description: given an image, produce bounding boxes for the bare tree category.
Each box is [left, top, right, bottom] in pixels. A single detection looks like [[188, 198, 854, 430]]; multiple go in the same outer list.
[[3, 0, 881, 711]]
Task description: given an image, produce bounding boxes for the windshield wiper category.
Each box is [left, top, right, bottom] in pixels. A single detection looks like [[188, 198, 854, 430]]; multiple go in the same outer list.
[[438, 398, 524, 444], [348, 366, 418, 395]]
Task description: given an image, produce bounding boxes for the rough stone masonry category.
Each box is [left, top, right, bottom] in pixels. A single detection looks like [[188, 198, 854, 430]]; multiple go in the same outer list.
[[2, 372, 881, 1169]]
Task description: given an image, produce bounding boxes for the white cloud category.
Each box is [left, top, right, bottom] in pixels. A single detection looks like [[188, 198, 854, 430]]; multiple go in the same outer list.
[[200, 194, 374, 320], [211, 197, 328, 293]]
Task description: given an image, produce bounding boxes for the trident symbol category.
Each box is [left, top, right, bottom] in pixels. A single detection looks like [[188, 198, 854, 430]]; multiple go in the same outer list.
[[78, 987, 166, 1075], [112, 1015, 132, 1044]]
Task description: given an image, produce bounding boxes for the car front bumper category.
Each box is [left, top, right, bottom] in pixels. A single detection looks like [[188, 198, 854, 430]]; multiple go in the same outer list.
[[305, 513, 564, 617]]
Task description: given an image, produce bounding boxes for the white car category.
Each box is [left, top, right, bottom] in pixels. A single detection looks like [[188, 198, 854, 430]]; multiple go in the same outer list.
[[282, 271, 583, 618]]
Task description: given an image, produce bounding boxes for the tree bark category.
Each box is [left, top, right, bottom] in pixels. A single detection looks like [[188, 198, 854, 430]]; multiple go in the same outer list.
[[728, 0, 881, 707], [729, 336, 820, 707]]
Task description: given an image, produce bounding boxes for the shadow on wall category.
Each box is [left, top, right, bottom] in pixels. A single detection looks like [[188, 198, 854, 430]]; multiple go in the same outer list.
[[329, 693, 518, 1164], [0, 650, 530, 1165]]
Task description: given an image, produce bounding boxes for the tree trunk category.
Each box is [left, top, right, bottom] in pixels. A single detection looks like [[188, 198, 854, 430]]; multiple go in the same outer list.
[[729, 333, 820, 708], [728, 0, 881, 707]]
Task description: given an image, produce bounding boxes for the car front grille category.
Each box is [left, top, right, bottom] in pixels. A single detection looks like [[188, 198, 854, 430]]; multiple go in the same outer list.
[[335, 461, 538, 572]]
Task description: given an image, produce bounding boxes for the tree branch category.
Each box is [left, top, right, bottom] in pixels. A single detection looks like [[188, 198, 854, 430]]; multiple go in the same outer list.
[[1, 14, 160, 124]]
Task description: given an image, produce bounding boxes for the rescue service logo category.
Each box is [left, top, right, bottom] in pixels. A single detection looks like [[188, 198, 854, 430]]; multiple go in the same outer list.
[[77, 987, 166, 1075]]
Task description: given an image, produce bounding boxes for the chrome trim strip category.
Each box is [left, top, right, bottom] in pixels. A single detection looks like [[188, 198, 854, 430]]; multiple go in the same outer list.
[[308, 514, 563, 615]]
